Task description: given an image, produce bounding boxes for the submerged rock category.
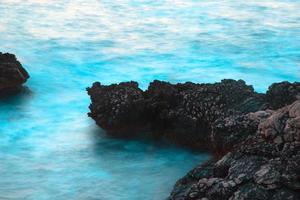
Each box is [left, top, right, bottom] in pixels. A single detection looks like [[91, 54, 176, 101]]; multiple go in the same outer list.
[[168, 101, 300, 200], [0, 52, 29, 93]]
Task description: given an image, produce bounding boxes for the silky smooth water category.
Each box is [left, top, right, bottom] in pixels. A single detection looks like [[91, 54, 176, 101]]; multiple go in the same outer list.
[[0, 0, 299, 200]]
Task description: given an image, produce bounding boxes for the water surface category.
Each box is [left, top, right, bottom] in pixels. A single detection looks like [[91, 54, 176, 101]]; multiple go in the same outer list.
[[0, 0, 300, 199]]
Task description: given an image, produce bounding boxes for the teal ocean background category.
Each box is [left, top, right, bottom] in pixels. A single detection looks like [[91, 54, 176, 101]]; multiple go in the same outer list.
[[0, 1, 299, 199]]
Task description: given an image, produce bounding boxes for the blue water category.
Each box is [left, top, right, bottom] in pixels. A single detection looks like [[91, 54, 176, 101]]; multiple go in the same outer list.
[[0, 0, 299, 199]]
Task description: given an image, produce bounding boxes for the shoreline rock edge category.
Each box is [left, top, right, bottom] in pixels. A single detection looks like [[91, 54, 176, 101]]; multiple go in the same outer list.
[[87, 80, 300, 200], [0, 52, 30, 94]]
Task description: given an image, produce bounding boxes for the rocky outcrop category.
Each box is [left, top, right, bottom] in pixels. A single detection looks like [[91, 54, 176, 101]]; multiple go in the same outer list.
[[266, 81, 300, 109], [87, 79, 266, 149], [87, 80, 300, 200], [0, 52, 29, 93], [210, 110, 273, 156], [87, 81, 145, 134], [168, 101, 300, 200], [87, 80, 300, 150]]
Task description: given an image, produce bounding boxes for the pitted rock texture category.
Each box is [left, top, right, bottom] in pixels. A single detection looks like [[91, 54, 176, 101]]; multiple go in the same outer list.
[[168, 101, 300, 200], [266, 81, 300, 110], [87, 80, 300, 199], [0, 52, 29, 93], [210, 110, 273, 156], [87, 79, 266, 149], [87, 81, 145, 134]]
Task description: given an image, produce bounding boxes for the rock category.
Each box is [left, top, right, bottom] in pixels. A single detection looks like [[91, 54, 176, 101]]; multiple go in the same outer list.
[[266, 81, 300, 109], [211, 111, 272, 155], [272, 189, 300, 200], [168, 101, 300, 200], [86, 79, 300, 200], [87, 79, 266, 149], [87, 81, 146, 134], [229, 183, 270, 200], [254, 163, 282, 189], [168, 160, 215, 200], [0, 52, 29, 93], [259, 101, 300, 142]]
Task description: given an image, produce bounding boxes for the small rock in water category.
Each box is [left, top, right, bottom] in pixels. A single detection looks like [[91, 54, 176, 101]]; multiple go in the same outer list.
[[0, 52, 29, 93]]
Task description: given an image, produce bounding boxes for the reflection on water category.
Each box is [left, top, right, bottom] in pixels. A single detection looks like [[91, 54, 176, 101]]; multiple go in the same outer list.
[[0, 0, 299, 199], [0, 87, 32, 103]]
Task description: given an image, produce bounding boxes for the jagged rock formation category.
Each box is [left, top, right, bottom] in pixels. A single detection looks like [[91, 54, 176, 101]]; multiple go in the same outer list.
[[87, 79, 300, 200], [266, 81, 300, 110], [87, 81, 146, 134], [87, 79, 266, 149], [0, 52, 29, 93], [210, 110, 273, 156], [168, 101, 300, 200]]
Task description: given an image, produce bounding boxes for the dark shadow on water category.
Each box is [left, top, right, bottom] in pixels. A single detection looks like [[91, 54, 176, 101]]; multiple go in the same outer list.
[[0, 86, 33, 107], [87, 123, 207, 157]]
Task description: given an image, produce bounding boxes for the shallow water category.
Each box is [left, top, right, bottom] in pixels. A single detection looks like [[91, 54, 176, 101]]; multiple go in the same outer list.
[[0, 0, 299, 199]]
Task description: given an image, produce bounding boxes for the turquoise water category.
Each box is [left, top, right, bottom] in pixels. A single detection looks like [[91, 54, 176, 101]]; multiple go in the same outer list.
[[0, 0, 299, 199]]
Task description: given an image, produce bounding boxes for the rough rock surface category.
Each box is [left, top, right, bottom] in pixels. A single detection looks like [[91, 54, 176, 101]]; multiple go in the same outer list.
[[210, 110, 273, 156], [87, 79, 266, 149], [266, 81, 300, 110], [87, 80, 300, 200], [168, 101, 300, 200], [0, 52, 29, 93], [87, 81, 145, 134]]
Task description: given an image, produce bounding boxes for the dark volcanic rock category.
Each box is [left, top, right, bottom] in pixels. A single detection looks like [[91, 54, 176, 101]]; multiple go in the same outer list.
[[170, 160, 216, 199], [87, 79, 266, 149], [147, 80, 266, 149], [87, 81, 146, 134], [211, 110, 273, 156], [87, 80, 300, 199], [266, 81, 300, 110], [0, 52, 29, 93], [168, 101, 300, 200]]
